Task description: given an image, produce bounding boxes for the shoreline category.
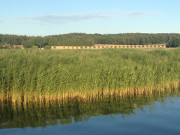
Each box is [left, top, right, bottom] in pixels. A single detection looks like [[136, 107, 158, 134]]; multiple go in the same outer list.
[[1, 80, 179, 105]]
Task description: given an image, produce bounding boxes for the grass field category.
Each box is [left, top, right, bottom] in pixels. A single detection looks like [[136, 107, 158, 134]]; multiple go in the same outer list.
[[0, 48, 180, 104]]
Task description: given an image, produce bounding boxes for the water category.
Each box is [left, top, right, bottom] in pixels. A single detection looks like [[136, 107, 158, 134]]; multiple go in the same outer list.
[[1, 89, 180, 135]]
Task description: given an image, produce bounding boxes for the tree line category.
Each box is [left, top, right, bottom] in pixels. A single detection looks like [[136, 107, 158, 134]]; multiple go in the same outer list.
[[0, 33, 180, 48]]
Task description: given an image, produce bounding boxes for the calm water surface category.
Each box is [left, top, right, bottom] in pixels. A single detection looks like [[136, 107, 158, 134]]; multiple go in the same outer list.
[[0, 89, 180, 135]]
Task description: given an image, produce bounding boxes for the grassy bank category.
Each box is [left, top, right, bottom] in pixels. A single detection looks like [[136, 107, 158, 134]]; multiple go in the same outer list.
[[0, 48, 180, 103]]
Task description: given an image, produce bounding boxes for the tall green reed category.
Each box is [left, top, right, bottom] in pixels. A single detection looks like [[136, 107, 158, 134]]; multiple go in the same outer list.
[[0, 48, 180, 102]]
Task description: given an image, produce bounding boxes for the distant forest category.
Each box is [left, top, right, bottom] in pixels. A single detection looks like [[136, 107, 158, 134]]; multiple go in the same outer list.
[[0, 33, 180, 48]]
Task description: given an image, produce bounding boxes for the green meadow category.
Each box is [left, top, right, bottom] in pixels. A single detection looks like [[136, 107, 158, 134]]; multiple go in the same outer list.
[[0, 48, 180, 103]]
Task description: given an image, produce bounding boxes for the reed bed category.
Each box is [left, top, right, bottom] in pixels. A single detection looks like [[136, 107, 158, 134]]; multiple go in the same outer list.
[[0, 48, 180, 104], [1, 88, 180, 128]]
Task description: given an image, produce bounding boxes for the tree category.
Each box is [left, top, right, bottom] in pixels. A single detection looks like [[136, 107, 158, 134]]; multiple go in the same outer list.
[[48, 37, 59, 46], [168, 39, 180, 47], [23, 39, 34, 48]]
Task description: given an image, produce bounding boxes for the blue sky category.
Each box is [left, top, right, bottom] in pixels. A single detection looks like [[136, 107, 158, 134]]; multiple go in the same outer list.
[[0, 0, 180, 36]]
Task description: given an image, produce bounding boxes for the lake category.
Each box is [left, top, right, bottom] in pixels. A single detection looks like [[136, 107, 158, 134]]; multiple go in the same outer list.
[[0, 89, 180, 135]]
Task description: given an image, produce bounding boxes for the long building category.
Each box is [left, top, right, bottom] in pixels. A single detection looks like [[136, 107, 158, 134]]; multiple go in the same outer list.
[[51, 44, 166, 50]]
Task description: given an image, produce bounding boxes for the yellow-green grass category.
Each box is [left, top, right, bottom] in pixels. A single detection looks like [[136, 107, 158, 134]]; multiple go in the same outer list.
[[0, 48, 180, 104]]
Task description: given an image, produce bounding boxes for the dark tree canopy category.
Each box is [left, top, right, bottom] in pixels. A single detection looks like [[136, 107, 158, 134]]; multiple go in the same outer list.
[[0, 33, 180, 48]]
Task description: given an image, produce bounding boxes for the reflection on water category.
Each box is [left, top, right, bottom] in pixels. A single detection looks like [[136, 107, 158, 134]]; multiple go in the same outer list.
[[0, 89, 180, 129]]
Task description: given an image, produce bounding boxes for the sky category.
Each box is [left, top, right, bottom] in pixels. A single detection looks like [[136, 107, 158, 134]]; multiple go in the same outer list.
[[0, 0, 180, 36]]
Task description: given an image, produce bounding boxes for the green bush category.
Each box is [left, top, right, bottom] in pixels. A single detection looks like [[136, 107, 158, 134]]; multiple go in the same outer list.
[[31, 45, 38, 49], [44, 45, 51, 49]]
